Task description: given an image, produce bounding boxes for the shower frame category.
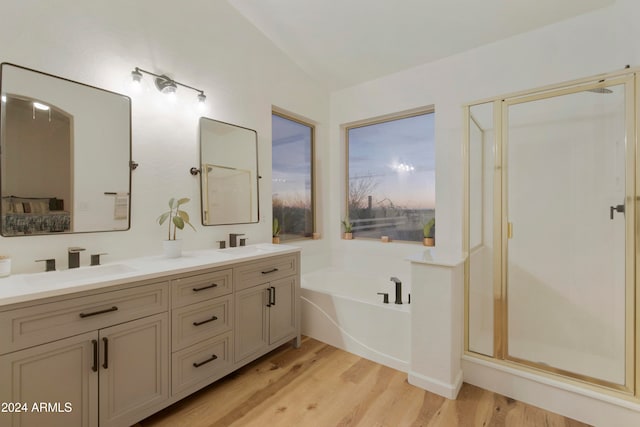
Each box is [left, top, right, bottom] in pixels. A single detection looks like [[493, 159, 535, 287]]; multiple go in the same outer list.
[[463, 67, 640, 399]]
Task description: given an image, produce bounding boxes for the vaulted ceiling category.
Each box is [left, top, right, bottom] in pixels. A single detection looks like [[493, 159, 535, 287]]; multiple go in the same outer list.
[[229, 0, 615, 90]]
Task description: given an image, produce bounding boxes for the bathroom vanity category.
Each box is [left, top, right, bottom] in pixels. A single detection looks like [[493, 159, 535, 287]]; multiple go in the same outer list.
[[0, 244, 300, 427]]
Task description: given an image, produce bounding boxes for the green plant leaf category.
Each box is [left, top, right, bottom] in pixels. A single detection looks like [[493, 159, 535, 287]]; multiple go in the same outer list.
[[173, 216, 185, 230], [157, 211, 169, 225], [168, 197, 176, 209], [178, 210, 197, 232], [177, 210, 190, 223], [177, 197, 190, 207]]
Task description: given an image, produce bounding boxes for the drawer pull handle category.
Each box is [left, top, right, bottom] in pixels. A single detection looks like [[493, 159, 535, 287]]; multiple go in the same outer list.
[[79, 306, 118, 318], [91, 339, 98, 372], [193, 315, 218, 326], [193, 354, 218, 368], [192, 283, 218, 292], [261, 268, 278, 275], [102, 337, 109, 369]]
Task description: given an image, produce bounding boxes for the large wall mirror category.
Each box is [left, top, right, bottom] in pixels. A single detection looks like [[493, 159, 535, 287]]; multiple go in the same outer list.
[[0, 63, 132, 236], [198, 117, 259, 225]]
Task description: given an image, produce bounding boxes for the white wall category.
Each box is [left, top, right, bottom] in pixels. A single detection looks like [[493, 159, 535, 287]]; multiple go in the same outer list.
[[328, 1, 640, 422], [0, 0, 331, 273], [329, 0, 640, 266]]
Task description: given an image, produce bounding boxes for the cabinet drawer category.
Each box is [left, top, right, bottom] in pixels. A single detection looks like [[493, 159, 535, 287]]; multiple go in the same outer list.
[[171, 268, 232, 308], [0, 281, 169, 354], [171, 332, 232, 396], [172, 295, 232, 351], [235, 254, 298, 291]]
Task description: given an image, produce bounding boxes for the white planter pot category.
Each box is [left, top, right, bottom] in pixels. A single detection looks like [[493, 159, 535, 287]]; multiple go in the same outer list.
[[0, 256, 11, 277], [163, 239, 183, 258]]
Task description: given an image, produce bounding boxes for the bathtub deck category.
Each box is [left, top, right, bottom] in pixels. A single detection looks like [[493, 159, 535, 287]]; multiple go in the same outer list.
[[136, 337, 588, 427]]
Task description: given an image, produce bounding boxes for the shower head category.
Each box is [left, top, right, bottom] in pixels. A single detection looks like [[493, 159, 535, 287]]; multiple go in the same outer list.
[[586, 79, 612, 94], [586, 87, 613, 94]]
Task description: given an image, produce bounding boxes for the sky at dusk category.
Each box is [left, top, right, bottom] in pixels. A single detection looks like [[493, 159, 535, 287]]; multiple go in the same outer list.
[[272, 112, 435, 210], [348, 112, 435, 209], [272, 114, 312, 205]]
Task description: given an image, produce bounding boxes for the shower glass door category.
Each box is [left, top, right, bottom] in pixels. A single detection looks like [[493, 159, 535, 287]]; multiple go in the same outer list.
[[504, 78, 633, 388]]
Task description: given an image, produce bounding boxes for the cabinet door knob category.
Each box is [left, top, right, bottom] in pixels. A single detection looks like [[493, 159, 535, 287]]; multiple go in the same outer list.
[[91, 340, 98, 372], [102, 337, 109, 369], [266, 288, 272, 307]]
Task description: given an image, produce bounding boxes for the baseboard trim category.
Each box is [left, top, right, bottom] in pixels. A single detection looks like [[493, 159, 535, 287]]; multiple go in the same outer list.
[[408, 370, 463, 399]]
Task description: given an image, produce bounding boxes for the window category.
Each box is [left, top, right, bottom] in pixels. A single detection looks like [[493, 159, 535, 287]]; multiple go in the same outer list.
[[346, 110, 435, 242], [272, 112, 314, 241]]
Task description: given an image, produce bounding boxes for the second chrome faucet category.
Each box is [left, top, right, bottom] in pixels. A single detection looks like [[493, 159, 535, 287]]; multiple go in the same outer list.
[[68, 247, 85, 269]]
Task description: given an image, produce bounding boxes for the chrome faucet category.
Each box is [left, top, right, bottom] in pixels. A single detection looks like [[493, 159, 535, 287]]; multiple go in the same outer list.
[[229, 233, 244, 248], [36, 258, 56, 272], [68, 247, 85, 269], [390, 276, 402, 304]]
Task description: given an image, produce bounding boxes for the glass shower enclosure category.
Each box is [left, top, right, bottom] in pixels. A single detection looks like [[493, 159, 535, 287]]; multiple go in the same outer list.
[[465, 72, 636, 393]]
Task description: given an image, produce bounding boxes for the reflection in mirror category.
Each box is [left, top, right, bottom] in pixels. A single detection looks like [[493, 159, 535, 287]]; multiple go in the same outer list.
[[467, 101, 494, 357], [199, 117, 259, 225], [0, 63, 132, 236]]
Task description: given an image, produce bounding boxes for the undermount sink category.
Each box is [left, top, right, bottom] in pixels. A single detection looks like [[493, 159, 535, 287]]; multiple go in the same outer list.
[[25, 264, 137, 286], [217, 244, 278, 256]]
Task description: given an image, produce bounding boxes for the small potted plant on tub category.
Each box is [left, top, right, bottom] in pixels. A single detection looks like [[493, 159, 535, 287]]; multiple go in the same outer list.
[[272, 218, 281, 244], [157, 197, 196, 258], [342, 218, 353, 240], [423, 218, 435, 247]]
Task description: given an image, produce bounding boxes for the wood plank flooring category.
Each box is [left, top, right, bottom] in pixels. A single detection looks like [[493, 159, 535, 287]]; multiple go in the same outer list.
[[136, 337, 589, 427]]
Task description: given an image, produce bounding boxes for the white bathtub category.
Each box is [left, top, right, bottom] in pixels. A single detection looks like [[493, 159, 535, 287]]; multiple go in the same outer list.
[[301, 267, 411, 372]]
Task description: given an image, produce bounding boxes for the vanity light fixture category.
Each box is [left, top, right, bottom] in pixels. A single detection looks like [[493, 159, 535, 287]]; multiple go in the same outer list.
[[32, 101, 51, 122], [130, 67, 206, 104], [33, 102, 50, 111]]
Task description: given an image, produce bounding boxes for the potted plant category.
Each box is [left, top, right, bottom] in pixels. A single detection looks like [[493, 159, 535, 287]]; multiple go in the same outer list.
[[272, 218, 281, 244], [157, 197, 196, 258], [342, 218, 353, 240], [423, 218, 435, 246]]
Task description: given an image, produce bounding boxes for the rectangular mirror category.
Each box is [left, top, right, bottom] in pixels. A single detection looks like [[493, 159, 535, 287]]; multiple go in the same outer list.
[[0, 63, 132, 236], [198, 117, 259, 225]]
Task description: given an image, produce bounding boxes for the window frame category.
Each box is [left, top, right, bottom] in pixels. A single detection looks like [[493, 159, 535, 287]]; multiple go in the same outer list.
[[344, 107, 435, 243], [271, 109, 316, 242]]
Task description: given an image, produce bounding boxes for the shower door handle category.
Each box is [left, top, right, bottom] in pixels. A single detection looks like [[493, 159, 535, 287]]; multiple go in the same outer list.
[[610, 203, 625, 220]]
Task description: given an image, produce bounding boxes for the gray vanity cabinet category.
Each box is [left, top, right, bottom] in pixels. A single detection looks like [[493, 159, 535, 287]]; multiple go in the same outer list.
[[0, 248, 300, 427], [0, 280, 170, 427], [98, 313, 169, 427], [169, 268, 234, 398], [234, 254, 300, 364], [0, 331, 98, 427]]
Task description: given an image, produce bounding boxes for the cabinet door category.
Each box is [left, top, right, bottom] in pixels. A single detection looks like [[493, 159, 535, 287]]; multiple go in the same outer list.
[[98, 313, 169, 427], [268, 277, 297, 345], [234, 285, 268, 363], [0, 331, 98, 427]]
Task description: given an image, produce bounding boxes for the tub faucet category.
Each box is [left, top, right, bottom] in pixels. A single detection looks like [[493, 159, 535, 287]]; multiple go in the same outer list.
[[390, 276, 402, 304], [68, 247, 85, 269]]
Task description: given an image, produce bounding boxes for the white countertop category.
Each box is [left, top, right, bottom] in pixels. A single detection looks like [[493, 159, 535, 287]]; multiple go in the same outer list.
[[0, 244, 300, 307], [405, 249, 465, 267]]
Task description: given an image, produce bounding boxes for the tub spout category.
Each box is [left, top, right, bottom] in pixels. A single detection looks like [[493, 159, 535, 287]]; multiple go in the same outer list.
[[390, 276, 402, 304]]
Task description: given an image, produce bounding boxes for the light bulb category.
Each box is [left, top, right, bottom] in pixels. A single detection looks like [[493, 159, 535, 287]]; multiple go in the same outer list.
[[33, 102, 50, 111]]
